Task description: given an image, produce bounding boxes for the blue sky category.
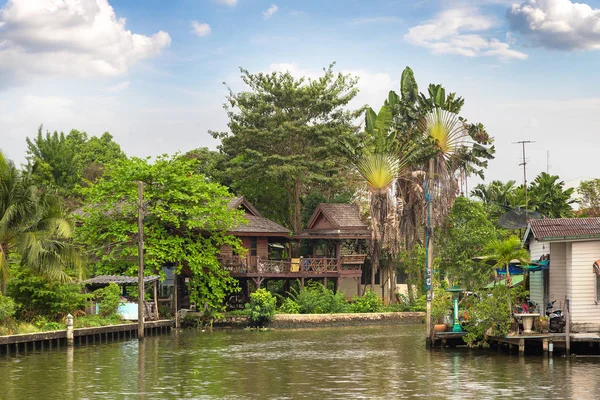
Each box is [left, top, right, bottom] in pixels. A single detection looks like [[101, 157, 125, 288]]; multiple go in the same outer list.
[[1, 0, 600, 188]]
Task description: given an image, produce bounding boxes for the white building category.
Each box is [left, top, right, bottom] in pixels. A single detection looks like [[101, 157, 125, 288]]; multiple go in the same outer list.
[[523, 218, 600, 332]]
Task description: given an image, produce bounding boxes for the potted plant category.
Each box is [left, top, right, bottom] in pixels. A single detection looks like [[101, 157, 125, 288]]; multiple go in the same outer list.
[[535, 316, 549, 332], [431, 288, 453, 333]]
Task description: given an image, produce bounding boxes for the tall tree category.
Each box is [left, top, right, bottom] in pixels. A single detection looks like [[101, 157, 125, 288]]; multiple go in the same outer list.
[[528, 172, 575, 218], [0, 153, 83, 293], [439, 197, 498, 289], [578, 179, 600, 217], [77, 155, 245, 315], [25, 127, 126, 195], [213, 64, 361, 231]]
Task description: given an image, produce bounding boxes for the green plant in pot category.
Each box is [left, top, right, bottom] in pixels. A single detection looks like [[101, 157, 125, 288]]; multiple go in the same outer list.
[[431, 287, 452, 332]]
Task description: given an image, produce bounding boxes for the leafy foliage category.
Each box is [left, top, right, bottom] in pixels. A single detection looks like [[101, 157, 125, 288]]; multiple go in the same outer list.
[[246, 288, 277, 327], [285, 281, 347, 314], [578, 179, 600, 217], [348, 290, 382, 313], [431, 287, 452, 324], [439, 197, 499, 288], [25, 127, 125, 196], [0, 292, 16, 323], [7, 270, 89, 320], [93, 283, 122, 317], [528, 172, 575, 218], [77, 155, 245, 317], [278, 297, 301, 314], [463, 285, 526, 346], [213, 64, 362, 231], [0, 152, 84, 290]]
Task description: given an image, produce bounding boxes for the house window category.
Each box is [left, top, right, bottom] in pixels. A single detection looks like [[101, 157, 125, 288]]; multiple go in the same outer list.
[[594, 260, 600, 302], [250, 237, 257, 257]]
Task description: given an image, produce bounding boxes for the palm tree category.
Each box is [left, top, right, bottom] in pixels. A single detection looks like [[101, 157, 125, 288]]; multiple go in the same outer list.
[[0, 152, 83, 293], [353, 105, 412, 293], [485, 236, 530, 319]]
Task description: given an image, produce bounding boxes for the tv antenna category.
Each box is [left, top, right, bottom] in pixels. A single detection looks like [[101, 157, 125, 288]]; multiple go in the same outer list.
[[513, 140, 536, 221]]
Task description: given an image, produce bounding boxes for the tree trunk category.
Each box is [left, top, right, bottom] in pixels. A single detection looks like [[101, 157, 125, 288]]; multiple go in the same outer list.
[[293, 181, 302, 233]]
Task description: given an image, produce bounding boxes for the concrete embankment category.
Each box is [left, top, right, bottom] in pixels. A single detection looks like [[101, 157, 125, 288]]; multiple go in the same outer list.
[[214, 312, 425, 329]]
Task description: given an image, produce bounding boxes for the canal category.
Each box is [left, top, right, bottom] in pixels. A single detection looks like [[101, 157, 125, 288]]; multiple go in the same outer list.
[[1, 324, 599, 399]]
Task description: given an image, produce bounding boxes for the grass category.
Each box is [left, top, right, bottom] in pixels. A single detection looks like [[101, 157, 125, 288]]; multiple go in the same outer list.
[[0, 314, 133, 336]]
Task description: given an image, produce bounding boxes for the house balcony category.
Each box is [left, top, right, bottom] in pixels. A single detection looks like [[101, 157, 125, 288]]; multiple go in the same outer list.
[[219, 255, 365, 279]]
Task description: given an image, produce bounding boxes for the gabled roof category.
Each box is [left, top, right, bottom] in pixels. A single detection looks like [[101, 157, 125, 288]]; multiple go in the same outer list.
[[228, 196, 262, 217], [306, 203, 368, 230], [296, 203, 370, 239], [524, 217, 600, 242], [229, 196, 290, 237]]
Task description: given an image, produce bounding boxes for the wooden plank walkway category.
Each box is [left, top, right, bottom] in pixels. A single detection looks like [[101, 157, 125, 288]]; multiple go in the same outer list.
[[0, 320, 174, 355]]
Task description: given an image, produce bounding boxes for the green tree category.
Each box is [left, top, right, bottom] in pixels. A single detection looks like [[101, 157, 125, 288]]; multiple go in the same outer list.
[[77, 155, 246, 316], [213, 64, 361, 231], [578, 179, 600, 217], [25, 127, 125, 196], [528, 172, 575, 218], [438, 197, 498, 289], [0, 153, 83, 293]]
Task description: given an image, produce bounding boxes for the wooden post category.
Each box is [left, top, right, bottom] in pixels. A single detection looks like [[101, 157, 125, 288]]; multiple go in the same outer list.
[[565, 296, 570, 356], [425, 158, 434, 344], [153, 280, 159, 321], [519, 339, 525, 355], [174, 274, 179, 328], [543, 339, 549, 356], [137, 181, 145, 339]]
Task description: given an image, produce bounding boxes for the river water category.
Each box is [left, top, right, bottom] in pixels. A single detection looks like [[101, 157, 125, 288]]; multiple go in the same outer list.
[[1, 324, 600, 399]]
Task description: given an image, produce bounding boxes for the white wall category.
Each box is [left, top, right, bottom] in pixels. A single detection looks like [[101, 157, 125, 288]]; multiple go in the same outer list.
[[568, 241, 600, 327], [528, 240, 549, 307], [549, 242, 567, 310]]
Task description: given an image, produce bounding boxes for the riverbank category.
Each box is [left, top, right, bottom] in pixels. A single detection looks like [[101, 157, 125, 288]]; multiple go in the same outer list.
[[211, 311, 425, 329]]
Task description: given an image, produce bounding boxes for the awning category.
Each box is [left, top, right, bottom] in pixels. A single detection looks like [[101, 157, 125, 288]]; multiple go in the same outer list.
[[83, 275, 160, 285], [485, 274, 524, 289]]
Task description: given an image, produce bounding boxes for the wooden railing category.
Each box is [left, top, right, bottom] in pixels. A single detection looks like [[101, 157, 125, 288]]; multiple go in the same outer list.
[[219, 255, 365, 274]]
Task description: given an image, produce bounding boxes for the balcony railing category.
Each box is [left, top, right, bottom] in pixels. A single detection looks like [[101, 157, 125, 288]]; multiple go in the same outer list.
[[219, 255, 366, 275]]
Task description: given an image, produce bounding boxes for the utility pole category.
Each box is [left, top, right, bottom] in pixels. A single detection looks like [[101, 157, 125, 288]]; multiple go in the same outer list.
[[513, 140, 535, 221], [425, 158, 434, 347], [137, 181, 145, 339]]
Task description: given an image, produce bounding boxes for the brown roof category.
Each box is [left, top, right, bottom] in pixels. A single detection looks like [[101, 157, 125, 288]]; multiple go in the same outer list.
[[228, 196, 262, 217], [83, 275, 160, 285], [307, 203, 368, 229], [231, 215, 291, 236], [296, 203, 369, 239], [526, 218, 600, 241], [229, 196, 290, 237]]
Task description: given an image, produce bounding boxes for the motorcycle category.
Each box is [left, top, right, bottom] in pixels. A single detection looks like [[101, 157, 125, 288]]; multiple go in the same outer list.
[[546, 300, 566, 333]]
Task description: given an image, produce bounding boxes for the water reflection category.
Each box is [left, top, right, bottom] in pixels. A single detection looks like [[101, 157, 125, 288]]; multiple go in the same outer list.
[[1, 326, 600, 399]]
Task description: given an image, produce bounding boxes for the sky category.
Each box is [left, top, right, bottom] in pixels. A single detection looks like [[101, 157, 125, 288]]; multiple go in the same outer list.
[[1, 0, 600, 188]]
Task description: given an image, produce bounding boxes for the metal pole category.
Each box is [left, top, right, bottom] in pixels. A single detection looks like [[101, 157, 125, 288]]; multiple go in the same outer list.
[[565, 296, 570, 356], [137, 181, 145, 339]]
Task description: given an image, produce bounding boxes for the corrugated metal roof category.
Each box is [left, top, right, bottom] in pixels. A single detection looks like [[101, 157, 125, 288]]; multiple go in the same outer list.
[[529, 218, 600, 240], [83, 275, 160, 285]]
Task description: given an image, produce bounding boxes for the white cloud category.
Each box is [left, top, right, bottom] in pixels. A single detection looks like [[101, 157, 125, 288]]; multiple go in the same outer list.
[[0, 0, 171, 89], [290, 10, 306, 16], [405, 8, 528, 60], [191, 21, 211, 37], [263, 4, 278, 19], [508, 0, 600, 50], [214, 0, 237, 6]]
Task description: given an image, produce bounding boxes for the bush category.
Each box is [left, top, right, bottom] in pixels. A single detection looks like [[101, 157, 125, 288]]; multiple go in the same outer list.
[[246, 288, 277, 327], [0, 293, 16, 323], [8, 271, 89, 320], [287, 281, 347, 314], [348, 290, 382, 313], [462, 285, 526, 346], [93, 283, 122, 317], [278, 297, 300, 314]]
